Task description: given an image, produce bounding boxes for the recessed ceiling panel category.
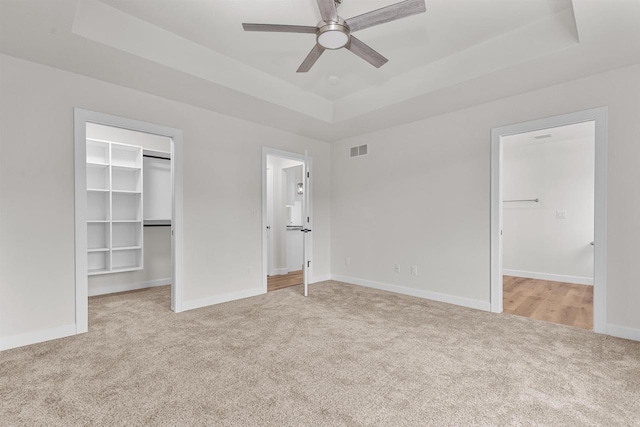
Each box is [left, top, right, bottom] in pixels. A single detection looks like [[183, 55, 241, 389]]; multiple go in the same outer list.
[[100, 0, 576, 101]]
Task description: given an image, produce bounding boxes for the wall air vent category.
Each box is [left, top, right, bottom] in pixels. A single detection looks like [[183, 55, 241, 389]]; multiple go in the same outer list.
[[350, 144, 368, 157]]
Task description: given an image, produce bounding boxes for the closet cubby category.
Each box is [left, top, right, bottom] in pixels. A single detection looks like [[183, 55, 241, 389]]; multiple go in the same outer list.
[[111, 144, 142, 168], [87, 191, 110, 221], [87, 222, 110, 251], [86, 140, 109, 165], [112, 222, 142, 249], [88, 251, 110, 275], [112, 248, 142, 271], [86, 139, 143, 275], [112, 193, 142, 221], [112, 167, 141, 192], [86, 164, 109, 190]]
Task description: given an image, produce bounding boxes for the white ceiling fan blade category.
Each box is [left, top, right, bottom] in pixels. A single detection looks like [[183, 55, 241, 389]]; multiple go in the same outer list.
[[297, 44, 325, 73], [346, 0, 426, 32], [242, 23, 317, 34], [346, 36, 388, 68], [316, 0, 338, 23]]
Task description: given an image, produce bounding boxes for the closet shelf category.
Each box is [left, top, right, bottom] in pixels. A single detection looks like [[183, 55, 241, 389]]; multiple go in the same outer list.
[[112, 190, 141, 194], [112, 266, 143, 273], [111, 164, 141, 171], [87, 140, 144, 275]]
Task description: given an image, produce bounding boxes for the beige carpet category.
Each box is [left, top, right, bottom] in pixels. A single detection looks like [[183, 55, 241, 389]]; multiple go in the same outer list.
[[1, 282, 639, 426]]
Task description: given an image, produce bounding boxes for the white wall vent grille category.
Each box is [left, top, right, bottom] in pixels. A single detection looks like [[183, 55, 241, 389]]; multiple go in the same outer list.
[[350, 144, 368, 157]]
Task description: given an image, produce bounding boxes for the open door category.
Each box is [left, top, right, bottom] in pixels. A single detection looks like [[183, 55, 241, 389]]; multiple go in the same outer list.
[[302, 150, 312, 297]]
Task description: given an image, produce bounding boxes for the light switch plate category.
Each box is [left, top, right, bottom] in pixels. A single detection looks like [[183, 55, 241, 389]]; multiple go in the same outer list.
[[556, 211, 568, 219]]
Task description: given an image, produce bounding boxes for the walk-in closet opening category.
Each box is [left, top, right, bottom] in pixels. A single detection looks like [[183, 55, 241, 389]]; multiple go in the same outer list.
[[501, 121, 595, 329], [491, 107, 608, 333], [262, 148, 313, 295], [75, 109, 185, 334]]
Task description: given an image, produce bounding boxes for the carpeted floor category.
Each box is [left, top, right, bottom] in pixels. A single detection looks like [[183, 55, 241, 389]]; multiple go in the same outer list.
[[1, 281, 639, 426]]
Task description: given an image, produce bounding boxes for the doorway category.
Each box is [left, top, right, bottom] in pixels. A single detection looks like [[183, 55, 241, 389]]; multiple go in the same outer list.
[[262, 147, 313, 295], [74, 109, 184, 334], [491, 107, 608, 333], [500, 121, 595, 329]]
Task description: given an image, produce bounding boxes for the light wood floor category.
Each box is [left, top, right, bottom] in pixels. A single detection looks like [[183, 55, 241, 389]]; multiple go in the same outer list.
[[503, 276, 593, 329], [267, 270, 303, 292]]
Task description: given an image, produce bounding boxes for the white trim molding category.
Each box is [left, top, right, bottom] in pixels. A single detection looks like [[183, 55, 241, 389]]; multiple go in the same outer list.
[[333, 275, 491, 312], [270, 268, 290, 276], [88, 278, 172, 297], [182, 287, 264, 312], [606, 324, 640, 342], [503, 270, 593, 286], [491, 107, 608, 334], [0, 324, 77, 352]]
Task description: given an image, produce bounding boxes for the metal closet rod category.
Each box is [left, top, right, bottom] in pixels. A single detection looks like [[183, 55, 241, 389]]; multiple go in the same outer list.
[[504, 198, 539, 203]]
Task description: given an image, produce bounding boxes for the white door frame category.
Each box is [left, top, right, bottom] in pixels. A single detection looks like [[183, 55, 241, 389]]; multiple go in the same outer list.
[[261, 147, 313, 294], [490, 107, 608, 333], [74, 108, 185, 334]]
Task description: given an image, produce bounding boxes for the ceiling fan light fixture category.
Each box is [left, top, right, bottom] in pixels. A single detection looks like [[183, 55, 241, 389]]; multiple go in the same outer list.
[[318, 30, 349, 49], [317, 20, 350, 50]]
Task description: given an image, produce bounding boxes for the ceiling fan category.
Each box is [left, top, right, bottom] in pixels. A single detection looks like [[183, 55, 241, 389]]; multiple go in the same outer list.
[[242, 0, 426, 72]]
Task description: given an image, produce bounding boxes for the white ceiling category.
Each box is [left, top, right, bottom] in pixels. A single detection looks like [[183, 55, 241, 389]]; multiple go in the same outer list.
[[98, 0, 574, 101], [1, 0, 639, 141]]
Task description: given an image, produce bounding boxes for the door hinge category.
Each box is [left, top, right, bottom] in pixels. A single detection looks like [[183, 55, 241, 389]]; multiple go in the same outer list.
[[307, 216, 310, 223], [307, 261, 311, 267], [307, 171, 310, 178]]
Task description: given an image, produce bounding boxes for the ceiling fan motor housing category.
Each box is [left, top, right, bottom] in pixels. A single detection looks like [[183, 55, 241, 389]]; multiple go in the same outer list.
[[317, 18, 351, 50]]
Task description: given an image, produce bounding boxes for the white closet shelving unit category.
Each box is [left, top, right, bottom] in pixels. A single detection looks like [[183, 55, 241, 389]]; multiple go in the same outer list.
[[86, 139, 143, 275]]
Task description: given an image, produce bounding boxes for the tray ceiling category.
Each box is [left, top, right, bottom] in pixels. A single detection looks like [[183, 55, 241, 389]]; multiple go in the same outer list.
[[1, 0, 639, 141]]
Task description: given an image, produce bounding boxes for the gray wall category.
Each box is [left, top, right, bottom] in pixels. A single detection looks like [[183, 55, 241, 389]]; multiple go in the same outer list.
[[0, 54, 332, 342], [331, 63, 640, 333]]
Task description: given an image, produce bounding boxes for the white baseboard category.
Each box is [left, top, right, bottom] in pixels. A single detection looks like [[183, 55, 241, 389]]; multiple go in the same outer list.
[[0, 323, 76, 352], [311, 274, 332, 284], [88, 278, 171, 297], [503, 269, 593, 286], [182, 286, 264, 312], [606, 324, 640, 342], [332, 275, 491, 312], [269, 268, 289, 276]]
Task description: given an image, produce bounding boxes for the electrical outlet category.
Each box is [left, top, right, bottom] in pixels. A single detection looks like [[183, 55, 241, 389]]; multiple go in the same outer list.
[[394, 264, 401, 274], [411, 265, 418, 276], [345, 257, 351, 266], [556, 210, 568, 219]]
